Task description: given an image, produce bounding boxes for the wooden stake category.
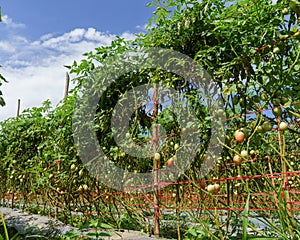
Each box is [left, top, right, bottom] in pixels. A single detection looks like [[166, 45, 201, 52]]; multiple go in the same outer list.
[[64, 72, 70, 99], [16, 99, 21, 117]]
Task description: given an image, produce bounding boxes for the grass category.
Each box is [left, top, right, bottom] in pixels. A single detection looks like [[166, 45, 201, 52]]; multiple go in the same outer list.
[[0, 214, 19, 240]]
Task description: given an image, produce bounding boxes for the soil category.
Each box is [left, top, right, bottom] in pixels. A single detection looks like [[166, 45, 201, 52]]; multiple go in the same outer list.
[[0, 207, 167, 239]]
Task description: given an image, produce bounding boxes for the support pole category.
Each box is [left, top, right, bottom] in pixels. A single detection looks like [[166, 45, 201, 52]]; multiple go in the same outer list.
[[16, 99, 21, 117], [64, 72, 70, 99]]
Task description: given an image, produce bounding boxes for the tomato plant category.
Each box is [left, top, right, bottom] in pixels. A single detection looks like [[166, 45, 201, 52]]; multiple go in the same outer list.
[[0, 0, 299, 238]]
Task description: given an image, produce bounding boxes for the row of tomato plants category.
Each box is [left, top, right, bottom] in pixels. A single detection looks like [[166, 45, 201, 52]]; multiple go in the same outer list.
[[0, 88, 299, 236], [0, 0, 300, 238]]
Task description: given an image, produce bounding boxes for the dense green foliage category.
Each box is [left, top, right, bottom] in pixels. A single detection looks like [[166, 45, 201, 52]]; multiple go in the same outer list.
[[0, 0, 300, 238]]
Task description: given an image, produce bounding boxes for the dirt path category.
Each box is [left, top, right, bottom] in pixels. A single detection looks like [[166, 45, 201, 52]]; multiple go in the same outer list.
[[0, 207, 166, 239]]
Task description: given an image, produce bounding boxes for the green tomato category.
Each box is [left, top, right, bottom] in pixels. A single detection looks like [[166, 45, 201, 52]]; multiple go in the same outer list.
[[273, 47, 280, 54], [232, 95, 239, 105], [280, 97, 289, 104], [262, 122, 273, 132], [174, 143, 180, 150], [70, 164, 76, 171], [250, 150, 256, 156], [282, 7, 289, 14], [154, 152, 161, 160], [260, 92, 268, 101], [240, 150, 248, 158], [279, 122, 288, 131], [239, 98, 246, 107], [271, 98, 281, 106], [272, 107, 282, 116], [79, 169, 84, 177], [252, 95, 260, 103], [225, 135, 231, 145]]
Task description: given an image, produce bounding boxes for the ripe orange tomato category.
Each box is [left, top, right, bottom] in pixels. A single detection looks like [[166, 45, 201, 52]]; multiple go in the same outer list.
[[235, 131, 245, 143], [166, 158, 174, 167], [233, 155, 243, 165]]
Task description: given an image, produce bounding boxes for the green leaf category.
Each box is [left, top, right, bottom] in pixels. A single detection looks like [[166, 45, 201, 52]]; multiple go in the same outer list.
[[0, 98, 4, 107], [187, 228, 197, 237], [86, 231, 111, 237], [100, 223, 113, 229], [1, 215, 9, 240], [242, 194, 250, 240]]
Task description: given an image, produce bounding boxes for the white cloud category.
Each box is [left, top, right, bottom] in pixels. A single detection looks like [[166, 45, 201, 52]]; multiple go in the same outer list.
[[12, 36, 29, 43], [40, 33, 54, 41], [4, 59, 31, 68], [1, 15, 26, 29], [120, 31, 137, 41], [0, 20, 136, 121], [36, 28, 117, 53], [0, 41, 16, 53], [136, 23, 148, 31], [85, 28, 101, 41]]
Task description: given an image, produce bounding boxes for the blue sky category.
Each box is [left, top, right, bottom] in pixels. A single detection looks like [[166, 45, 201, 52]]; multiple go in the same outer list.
[[0, 0, 154, 120]]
